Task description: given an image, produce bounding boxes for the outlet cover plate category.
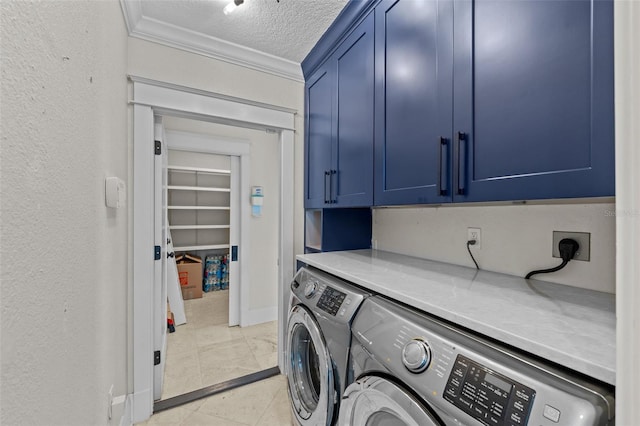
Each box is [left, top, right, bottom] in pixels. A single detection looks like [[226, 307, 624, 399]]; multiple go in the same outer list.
[[467, 227, 481, 249], [552, 231, 590, 261]]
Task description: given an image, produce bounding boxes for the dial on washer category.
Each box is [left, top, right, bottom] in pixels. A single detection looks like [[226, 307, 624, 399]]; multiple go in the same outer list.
[[402, 339, 432, 373], [304, 281, 318, 298]]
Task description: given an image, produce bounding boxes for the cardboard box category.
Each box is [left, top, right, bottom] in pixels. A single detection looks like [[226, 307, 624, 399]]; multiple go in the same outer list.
[[176, 253, 203, 300]]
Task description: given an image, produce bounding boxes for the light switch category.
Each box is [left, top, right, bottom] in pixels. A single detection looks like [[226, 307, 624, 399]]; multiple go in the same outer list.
[[105, 177, 126, 208]]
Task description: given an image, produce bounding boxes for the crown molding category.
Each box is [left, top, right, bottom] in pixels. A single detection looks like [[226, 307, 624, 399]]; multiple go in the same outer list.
[[120, 0, 304, 83]]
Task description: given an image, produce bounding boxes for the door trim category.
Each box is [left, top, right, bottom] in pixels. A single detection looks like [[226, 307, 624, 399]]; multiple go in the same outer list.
[[130, 76, 296, 423]]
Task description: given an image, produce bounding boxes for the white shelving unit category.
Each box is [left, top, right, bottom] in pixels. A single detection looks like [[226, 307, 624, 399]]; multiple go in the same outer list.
[[167, 165, 231, 253]]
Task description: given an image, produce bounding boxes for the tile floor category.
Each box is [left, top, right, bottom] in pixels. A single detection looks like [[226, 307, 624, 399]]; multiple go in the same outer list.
[[137, 290, 294, 425]]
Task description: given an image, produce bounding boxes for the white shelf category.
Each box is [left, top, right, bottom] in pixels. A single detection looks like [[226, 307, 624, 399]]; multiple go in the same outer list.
[[167, 185, 231, 193], [168, 206, 230, 210], [168, 160, 231, 253], [173, 244, 230, 252], [170, 225, 230, 230], [168, 165, 230, 175]]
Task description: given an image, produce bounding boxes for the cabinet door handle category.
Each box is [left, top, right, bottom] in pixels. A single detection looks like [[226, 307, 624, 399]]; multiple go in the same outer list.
[[324, 171, 330, 204], [330, 169, 337, 204], [439, 137, 448, 196], [457, 132, 467, 195]]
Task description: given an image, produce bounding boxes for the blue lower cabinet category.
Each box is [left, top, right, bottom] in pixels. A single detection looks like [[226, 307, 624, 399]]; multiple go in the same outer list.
[[452, 0, 615, 202], [305, 208, 372, 253]]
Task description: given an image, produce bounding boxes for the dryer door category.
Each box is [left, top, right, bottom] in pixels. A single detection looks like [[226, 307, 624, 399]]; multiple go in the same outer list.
[[339, 376, 444, 426], [287, 305, 335, 426]]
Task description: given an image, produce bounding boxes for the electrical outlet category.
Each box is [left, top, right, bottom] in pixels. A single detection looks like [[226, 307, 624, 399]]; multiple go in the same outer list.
[[552, 231, 590, 261], [467, 227, 481, 249]]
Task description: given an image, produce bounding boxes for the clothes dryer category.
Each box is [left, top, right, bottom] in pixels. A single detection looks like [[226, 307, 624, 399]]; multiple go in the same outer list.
[[286, 267, 371, 426], [340, 296, 614, 426]]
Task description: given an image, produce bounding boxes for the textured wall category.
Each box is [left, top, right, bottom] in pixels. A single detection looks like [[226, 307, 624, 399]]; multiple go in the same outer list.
[[1, 1, 129, 425], [127, 36, 306, 275], [373, 201, 616, 293]]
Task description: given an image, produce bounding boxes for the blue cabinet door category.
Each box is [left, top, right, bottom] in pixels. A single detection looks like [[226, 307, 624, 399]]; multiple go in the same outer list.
[[374, 0, 454, 206], [453, 0, 614, 202], [333, 13, 375, 207], [305, 64, 334, 208]]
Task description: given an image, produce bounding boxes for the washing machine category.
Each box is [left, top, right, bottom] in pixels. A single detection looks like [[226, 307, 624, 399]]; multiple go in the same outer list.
[[340, 296, 615, 426], [286, 266, 371, 426]]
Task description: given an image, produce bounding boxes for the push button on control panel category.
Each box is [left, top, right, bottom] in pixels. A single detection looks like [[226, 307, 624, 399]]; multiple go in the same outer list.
[[543, 405, 561, 422]]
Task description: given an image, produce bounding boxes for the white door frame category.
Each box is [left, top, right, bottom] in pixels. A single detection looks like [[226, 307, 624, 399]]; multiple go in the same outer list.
[[130, 76, 296, 423], [164, 130, 250, 327]]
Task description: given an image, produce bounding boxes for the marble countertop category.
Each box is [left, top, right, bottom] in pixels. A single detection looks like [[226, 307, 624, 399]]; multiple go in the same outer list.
[[296, 249, 616, 385]]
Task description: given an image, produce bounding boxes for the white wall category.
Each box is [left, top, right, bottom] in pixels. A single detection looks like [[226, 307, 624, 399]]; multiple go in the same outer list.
[[127, 37, 306, 264], [373, 200, 616, 293], [164, 118, 281, 313], [0, 1, 129, 425]]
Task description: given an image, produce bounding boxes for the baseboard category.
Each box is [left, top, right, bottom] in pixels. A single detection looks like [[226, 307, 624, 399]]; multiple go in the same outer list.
[[241, 305, 278, 327]]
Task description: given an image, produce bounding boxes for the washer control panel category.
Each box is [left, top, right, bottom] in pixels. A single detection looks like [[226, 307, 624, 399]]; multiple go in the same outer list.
[[444, 354, 535, 426], [316, 286, 346, 316], [291, 267, 369, 323]]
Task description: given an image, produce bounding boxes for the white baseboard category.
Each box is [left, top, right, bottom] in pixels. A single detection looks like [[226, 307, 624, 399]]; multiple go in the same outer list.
[[242, 305, 278, 327]]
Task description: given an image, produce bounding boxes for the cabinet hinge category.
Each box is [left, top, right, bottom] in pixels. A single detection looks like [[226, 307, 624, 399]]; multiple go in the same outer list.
[[154, 246, 161, 260], [154, 140, 162, 156], [154, 350, 161, 366]]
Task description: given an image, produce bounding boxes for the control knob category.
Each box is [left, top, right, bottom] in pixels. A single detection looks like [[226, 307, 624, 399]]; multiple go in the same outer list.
[[402, 339, 431, 373], [304, 281, 319, 298]]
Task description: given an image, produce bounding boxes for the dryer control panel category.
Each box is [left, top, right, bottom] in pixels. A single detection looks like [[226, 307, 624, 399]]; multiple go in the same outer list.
[[444, 354, 535, 426]]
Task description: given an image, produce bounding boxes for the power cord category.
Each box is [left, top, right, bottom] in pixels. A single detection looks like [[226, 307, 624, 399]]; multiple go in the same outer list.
[[525, 238, 579, 279], [467, 240, 479, 270]]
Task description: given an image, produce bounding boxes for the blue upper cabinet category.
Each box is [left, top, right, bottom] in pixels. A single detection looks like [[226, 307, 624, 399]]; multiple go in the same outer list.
[[304, 0, 614, 208], [304, 12, 375, 208], [374, 0, 454, 205], [334, 13, 375, 206], [305, 64, 334, 208], [453, 0, 615, 202]]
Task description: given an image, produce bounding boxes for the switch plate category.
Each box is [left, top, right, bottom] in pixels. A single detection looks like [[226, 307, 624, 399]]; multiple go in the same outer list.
[[467, 227, 481, 249], [552, 231, 590, 261], [105, 177, 126, 209]]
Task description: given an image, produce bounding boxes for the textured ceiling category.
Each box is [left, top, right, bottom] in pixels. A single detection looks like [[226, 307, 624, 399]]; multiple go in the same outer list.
[[139, 0, 348, 63]]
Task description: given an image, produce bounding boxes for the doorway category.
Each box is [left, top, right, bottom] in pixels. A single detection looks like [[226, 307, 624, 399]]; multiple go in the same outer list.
[[158, 117, 282, 401], [131, 76, 296, 423]]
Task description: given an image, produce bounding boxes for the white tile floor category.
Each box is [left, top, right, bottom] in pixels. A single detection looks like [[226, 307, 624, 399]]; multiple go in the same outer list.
[[137, 290, 294, 425]]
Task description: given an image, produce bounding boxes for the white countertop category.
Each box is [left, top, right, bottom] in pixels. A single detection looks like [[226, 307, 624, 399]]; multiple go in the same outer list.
[[296, 249, 616, 385]]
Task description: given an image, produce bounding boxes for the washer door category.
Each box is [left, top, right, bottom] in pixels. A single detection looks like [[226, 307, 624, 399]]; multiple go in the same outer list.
[[287, 305, 335, 425], [339, 376, 443, 426]]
